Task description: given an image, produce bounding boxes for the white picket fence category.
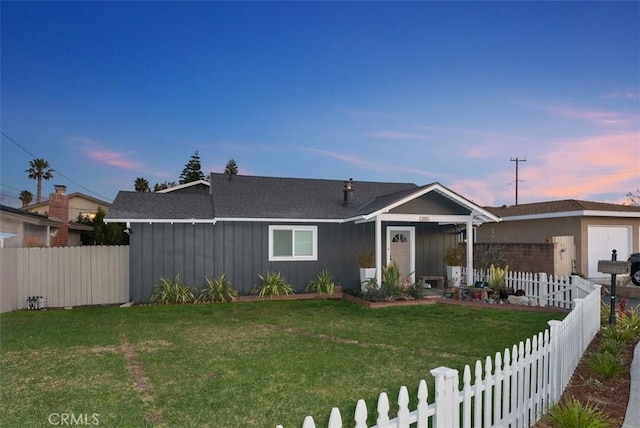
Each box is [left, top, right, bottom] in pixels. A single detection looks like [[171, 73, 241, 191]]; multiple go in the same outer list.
[[470, 270, 595, 309], [277, 273, 602, 428], [0, 246, 129, 312]]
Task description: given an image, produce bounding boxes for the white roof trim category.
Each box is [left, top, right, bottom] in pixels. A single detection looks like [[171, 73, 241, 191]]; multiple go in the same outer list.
[[500, 210, 640, 221], [156, 180, 210, 193], [214, 217, 344, 223], [104, 218, 217, 224], [362, 183, 500, 223]]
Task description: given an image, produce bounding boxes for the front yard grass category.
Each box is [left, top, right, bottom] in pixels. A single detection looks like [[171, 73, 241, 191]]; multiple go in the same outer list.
[[0, 300, 563, 427]]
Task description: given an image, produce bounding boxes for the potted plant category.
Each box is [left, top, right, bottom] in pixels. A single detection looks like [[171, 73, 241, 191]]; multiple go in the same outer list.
[[358, 249, 376, 291], [444, 246, 465, 288]]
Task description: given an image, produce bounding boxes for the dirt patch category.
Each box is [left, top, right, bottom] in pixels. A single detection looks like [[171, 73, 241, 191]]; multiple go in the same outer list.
[[120, 339, 164, 426]]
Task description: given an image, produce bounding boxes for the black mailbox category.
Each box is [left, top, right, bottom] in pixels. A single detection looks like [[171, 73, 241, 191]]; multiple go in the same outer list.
[[597, 260, 631, 275]]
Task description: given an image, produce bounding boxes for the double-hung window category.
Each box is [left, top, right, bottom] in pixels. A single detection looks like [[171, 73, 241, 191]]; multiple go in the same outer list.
[[269, 225, 317, 261]]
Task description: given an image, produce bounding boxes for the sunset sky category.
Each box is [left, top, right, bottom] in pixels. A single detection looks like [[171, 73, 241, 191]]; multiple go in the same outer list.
[[1, 1, 638, 208]]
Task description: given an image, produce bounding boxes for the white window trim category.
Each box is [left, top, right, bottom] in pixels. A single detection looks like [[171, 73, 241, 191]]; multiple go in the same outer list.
[[269, 225, 318, 261]]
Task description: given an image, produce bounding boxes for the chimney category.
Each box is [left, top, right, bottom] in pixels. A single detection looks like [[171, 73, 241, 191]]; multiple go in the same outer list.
[[343, 178, 354, 206], [48, 185, 69, 247]]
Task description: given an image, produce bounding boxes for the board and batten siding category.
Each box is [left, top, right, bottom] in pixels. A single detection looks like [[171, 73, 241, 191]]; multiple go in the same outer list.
[[130, 221, 455, 302], [131, 221, 377, 301]]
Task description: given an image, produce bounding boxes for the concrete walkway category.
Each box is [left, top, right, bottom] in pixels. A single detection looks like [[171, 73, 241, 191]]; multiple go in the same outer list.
[[623, 341, 640, 428]]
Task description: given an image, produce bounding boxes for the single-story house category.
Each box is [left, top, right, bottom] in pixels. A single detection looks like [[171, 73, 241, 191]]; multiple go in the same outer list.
[[105, 173, 500, 302], [478, 200, 640, 280]]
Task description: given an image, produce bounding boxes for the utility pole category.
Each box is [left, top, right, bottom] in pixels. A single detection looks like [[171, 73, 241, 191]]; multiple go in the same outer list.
[[510, 157, 527, 205]]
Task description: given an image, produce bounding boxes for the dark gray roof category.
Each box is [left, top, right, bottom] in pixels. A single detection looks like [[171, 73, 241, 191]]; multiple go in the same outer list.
[[107, 192, 214, 220], [106, 174, 418, 221], [210, 173, 417, 219]]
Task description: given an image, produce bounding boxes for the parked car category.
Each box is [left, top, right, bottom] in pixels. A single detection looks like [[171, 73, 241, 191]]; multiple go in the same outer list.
[[630, 253, 640, 286]]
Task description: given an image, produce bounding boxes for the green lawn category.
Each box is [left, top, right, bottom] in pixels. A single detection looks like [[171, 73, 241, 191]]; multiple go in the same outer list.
[[0, 300, 564, 427]]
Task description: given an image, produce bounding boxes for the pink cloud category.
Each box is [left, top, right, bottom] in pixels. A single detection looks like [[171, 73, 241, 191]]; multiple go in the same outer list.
[[70, 136, 142, 170], [515, 132, 639, 202], [449, 132, 639, 206]]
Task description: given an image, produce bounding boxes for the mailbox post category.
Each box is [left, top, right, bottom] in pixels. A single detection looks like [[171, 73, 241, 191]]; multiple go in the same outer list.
[[597, 249, 631, 326]]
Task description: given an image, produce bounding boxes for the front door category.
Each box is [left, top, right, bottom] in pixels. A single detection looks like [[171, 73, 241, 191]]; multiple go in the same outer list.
[[387, 226, 415, 283]]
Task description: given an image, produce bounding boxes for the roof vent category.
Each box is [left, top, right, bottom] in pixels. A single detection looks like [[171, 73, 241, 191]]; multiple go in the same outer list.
[[343, 178, 354, 206]]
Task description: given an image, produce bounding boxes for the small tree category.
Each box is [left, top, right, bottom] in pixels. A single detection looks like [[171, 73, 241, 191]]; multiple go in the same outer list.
[[179, 150, 206, 184], [134, 177, 150, 192], [626, 189, 640, 207], [224, 159, 238, 180], [19, 190, 33, 207], [79, 207, 129, 245], [25, 158, 54, 203]]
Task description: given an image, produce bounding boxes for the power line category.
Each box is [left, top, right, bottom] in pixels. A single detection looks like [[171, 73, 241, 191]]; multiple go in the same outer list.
[[1, 131, 112, 201]]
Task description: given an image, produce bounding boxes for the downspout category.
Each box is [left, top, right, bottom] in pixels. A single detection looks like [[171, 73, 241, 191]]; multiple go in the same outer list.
[[466, 219, 474, 286], [375, 216, 382, 285]]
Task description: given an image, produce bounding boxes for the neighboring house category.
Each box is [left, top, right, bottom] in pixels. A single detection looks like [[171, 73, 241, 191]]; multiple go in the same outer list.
[[106, 173, 499, 302], [478, 200, 640, 280], [24, 189, 111, 221], [0, 204, 92, 247]]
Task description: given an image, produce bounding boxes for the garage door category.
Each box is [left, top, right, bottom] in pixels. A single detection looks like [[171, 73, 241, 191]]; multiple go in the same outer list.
[[587, 226, 632, 278]]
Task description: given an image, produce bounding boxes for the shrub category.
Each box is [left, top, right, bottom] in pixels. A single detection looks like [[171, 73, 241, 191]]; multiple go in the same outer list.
[[199, 274, 238, 302], [586, 351, 624, 378], [616, 305, 640, 335], [597, 337, 624, 356], [150, 274, 195, 304], [252, 272, 294, 298], [544, 398, 611, 428], [306, 268, 335, 295], [602, 325, 638, 342], [382, 262, 402, 294]]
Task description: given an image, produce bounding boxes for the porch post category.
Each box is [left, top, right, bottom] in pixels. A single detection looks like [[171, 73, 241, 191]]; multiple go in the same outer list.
[[466, 220, 473, 287], [375, 216, 383, 285]]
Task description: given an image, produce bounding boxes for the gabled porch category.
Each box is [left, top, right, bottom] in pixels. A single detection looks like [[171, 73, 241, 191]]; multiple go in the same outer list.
[[349, 183, 500, 288]]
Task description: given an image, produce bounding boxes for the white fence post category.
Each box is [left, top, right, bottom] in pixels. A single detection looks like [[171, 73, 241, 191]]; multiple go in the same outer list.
[[546, 320, 562, 405], [430, 366, 459, 428], [538, 272, 548, 307]]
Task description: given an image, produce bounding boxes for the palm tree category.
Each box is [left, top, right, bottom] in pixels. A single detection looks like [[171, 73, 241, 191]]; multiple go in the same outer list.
[[19, 190, 33, 207], [25, 158, 54, 203], [134, 177, 150, 192]]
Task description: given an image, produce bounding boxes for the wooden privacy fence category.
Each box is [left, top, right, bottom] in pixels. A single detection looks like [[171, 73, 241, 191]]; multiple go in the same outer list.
[[277, 274, 602, 428], [0, 246, 129, 313]]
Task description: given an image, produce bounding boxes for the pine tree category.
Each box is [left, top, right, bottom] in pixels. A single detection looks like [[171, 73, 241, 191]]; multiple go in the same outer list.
[[179, 150, 206, 184], [224, 159, 238, 180]]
